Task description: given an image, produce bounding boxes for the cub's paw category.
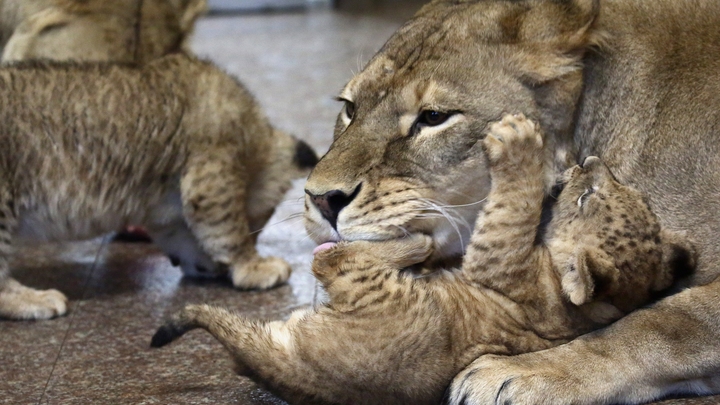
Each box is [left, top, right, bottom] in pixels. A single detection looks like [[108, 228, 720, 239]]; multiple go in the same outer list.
[[231, 256, 291, 290], [446, 353, 583, 405], [316, 234, 433, 270], [0, 279, 68, 320], [371, 234, 434, 268], [483, 114, 543, 166]]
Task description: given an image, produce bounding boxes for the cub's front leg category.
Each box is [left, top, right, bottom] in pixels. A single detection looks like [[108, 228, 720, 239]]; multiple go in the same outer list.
[[0, 187, 67, 320], [181, 151, 290, 290], [312, 235, 433, 311], [462, 114, 546, 287]]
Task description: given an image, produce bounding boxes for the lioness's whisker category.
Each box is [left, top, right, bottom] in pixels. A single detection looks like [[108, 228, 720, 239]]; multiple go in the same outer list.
[[250, 213, 305, 235]]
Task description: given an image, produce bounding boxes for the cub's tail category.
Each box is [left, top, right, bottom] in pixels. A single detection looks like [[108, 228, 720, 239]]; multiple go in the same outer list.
[[150, 304, 231, 348]]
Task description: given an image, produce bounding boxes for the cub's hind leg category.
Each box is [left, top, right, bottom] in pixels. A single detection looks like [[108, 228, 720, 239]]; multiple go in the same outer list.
[[0, 187, 67, 320], [180, 151, 290, 290]]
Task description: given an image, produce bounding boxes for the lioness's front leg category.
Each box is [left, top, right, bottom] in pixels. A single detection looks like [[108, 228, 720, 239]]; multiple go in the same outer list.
[[446, 281, 720, 405], [462, 114, 546, 288], [0, 187, 67, 320], [181, 151, 290, 290]]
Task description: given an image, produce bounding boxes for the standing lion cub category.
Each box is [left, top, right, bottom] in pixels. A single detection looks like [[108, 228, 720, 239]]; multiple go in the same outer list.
[[0, 53, 318, 321], [151, 115, 694, 405]]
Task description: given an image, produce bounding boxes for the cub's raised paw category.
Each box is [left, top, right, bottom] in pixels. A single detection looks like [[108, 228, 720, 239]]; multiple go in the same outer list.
[[446, 353, 580, 405], [231, 256, 291, 290], [0, 279, 68, 320], [483, 113, 543, 166]]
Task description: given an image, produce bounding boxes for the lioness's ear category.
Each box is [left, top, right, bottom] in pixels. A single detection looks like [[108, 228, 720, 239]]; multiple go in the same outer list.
[[513, 0, 604, 84]]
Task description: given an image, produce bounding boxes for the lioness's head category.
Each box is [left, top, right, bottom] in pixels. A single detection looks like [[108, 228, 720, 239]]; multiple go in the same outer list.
[[305, 0, 605, 258]]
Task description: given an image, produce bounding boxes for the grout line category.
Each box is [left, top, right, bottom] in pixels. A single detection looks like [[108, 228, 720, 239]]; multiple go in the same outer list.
[[36, 236, 111, 405]]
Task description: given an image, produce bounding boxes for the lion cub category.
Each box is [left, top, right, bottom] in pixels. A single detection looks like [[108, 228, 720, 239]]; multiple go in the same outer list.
[[151, 115, 694, 405], [0, 54, 318, 321]]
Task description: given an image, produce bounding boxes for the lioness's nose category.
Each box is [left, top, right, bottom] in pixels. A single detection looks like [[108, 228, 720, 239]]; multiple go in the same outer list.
[[305, 185, 361, 229]]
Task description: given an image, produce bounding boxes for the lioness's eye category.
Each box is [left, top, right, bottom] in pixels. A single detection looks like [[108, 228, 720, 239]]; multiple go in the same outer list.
[[418, 110, 450, 127], [344, 100, 356, 121]]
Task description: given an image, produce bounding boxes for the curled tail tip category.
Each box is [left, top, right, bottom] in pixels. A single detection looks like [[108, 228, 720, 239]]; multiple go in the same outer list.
[[150, 325, 180, 348]]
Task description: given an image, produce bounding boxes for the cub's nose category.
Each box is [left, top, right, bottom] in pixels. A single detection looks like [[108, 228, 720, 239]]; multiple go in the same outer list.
[[305, 185, 361, 229]]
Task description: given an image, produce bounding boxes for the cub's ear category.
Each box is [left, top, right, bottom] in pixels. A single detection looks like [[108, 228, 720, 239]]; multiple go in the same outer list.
[[177, 0, 208, 33], [655, 230, 697, 291], [561, 246, 618, 306]]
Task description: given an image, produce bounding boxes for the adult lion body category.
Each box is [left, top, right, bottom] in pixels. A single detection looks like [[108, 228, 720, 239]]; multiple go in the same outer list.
[[304, 0, 720, 403], [0, 0, 206, 63]]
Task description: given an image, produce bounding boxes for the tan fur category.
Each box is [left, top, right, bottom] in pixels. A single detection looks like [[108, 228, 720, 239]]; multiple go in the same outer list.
[[0, 54, 317, 320], [152, 115, 691, 405], [304, 1, 720, 403], [0, 0, 206, 64]]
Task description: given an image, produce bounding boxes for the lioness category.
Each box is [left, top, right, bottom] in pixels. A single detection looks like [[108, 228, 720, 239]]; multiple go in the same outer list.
[[304, 0, 720, 403], [152, 114, 692, 405], [0, 0, 206, 63], [0, 54, 318, 320]]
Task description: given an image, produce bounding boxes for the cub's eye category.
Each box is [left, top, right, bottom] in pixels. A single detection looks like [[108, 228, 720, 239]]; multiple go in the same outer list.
[[577, 187, 595, 207], [343, 100, 356, 121], [418, 110, 450, 127]]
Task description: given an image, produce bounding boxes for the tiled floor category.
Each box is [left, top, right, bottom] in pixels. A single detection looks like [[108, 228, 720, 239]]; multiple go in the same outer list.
[[1, 2, 718, 405]]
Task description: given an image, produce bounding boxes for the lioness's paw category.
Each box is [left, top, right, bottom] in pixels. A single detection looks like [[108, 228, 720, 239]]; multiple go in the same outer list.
[[446, 354, 578, 405], [0, 280, 68, 320], [231, 256, 291, 290], [483, 114, 542, 166]]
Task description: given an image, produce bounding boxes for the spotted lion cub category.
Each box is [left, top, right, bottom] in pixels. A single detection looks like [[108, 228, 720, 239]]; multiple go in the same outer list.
[[151, 115, 694, 405], [0, 54, 318, 321]]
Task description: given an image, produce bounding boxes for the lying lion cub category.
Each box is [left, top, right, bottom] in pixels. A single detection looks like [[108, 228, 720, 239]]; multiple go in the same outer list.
[[151, 115, 693, 405], [0, 53, 318, 321]]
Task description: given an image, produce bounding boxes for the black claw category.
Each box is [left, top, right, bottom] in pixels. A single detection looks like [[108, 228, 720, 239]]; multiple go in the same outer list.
[[150, 325, 177, 348], [496, 378, 515, 405], [441, 385, 453, 405], [168, 255, 180, 267]]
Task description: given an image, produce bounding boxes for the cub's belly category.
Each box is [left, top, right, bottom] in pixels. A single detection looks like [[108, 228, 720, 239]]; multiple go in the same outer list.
[[15, 208, 128, 243], [14, 189, 182, 243]]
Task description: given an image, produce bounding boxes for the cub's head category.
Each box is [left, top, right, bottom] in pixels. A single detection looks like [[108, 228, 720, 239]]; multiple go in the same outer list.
[[548, 157, 696, 320], [304, 0, 605, 259]]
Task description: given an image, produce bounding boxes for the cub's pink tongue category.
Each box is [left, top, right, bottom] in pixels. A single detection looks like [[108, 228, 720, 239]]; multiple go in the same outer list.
[[313, 242, 337, 255]]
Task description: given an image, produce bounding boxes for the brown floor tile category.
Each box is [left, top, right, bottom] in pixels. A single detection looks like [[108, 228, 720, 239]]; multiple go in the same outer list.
[[37, 242, 310, 405], [2, 240, 105, 405]]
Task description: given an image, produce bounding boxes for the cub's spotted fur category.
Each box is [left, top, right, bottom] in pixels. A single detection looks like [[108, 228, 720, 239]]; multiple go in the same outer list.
[[151, 115, 693, 405], [0, 54, 318, 321]]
